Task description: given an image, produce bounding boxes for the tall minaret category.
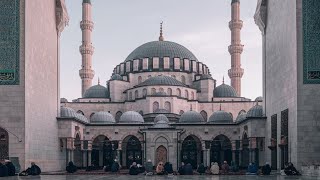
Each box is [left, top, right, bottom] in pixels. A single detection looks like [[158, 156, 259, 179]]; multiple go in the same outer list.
[[79, 0, 95, 97], [228, 0, 244, 96]]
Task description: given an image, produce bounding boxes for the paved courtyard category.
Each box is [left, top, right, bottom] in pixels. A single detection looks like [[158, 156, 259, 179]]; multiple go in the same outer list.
[[2, 175, 320, 180]]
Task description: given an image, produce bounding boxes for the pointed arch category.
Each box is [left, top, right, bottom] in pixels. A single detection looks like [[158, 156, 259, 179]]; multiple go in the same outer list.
[[200, 110, 208, 121], [164, 101, 171, 113], [153, 101, 159, 113]]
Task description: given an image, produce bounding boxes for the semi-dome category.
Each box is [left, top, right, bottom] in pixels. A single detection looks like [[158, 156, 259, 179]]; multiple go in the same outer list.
[[154, 109, 170, 114], [90, 111, 115, 124], [179, 111, 205, 123], [154, 114, 169, 124], [135, 75, 186, 88], [125, 41, 198, 62], [119, 111, 144, 123], [60, 107, 89, 123], [110, 74, 123, 81], [208, 111, 233, 123], [255, 96, 263, 101], [247, 105, 263, 118], [213, 83, 238, 97], [83, 84, 109, 98], [236, 112, 247, 123]]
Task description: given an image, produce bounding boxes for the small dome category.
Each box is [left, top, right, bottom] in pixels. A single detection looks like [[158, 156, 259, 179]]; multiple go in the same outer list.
[[135, 75, 186, 88], [119, 111, 144, 123], [247, 105, 263, 118], [83, 84, 109, 98], [110, 74, 123, 81], [154, 91, 167, 96], [179, 111, 205, 123], [154, 114, 169, 124], [213, 84, 238, 97], [153, 119, 170, 128], [91, 111, 115, 124], [208, 111, 233, 123], [154, 109, 169, 114], [200, 74, 213, 80], [60, 107, 89, 123], [236, 113, 247, 122], [60, 98, 68, 103], [255, 96, 263, 101]]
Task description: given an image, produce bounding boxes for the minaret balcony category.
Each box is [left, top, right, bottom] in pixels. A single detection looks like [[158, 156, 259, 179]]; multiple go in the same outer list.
[[228, 68, 244, 78], [229, 20, 243, 30], [80, 20, 94, 31], [228, 44, 243, 54], [79, 44, 94, 55], [79, 69, 95, 79]]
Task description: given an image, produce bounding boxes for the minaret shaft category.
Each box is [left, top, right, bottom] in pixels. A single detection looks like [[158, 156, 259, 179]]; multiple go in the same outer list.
[[228, 0, 244, 96], [79, 1, 94, 97]]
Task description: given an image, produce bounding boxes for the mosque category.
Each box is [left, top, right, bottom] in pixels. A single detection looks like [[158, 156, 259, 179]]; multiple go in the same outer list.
[[58, 0, 265, 170]]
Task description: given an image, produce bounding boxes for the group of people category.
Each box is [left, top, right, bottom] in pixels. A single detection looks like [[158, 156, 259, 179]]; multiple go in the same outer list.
[[18, 162, 41, 176], [128, 160, 175, 176], [0, 160, 16, 177]]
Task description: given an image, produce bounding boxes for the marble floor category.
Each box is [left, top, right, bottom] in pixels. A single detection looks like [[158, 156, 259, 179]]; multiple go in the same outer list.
[[1, 175, 320, 180]]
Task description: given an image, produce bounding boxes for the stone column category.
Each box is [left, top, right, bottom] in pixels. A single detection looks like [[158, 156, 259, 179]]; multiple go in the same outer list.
[[83, 151, 87, 167], [88, 151, 92, 166]]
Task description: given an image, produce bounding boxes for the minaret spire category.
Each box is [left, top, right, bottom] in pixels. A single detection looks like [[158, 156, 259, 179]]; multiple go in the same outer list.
[[228, 0, 244, 96], [159, 21, 164, 41], [79, 0, 95, 97]]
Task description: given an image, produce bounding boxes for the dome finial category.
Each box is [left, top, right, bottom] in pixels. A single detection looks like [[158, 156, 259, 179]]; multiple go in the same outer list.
[[222, 76, 225, 84], [98, 77, 100, 85], [190, 105, 193, 111], [159, 21, 164, 41], [219, 103, 222, 111]]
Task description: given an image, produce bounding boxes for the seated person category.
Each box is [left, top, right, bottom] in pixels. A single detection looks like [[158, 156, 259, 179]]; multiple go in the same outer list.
[[129, 162, 139, 175], [284, 162, 301, 176], [164, 162, 173, 174], [246, 162, 258, 175], [197, 163, 206, 174], [221, 161, 230, 174], [230, 161, 239, 173], [0, 162, 8, 177], [66, 161, 77, 173], [5, 160, 16, 176], [261, 162, 271, 175], [111, 159, 120, 173], [184, 163, 193, 175], [144, 159, 153, 175], [26, 162, 41, 175], [178, 162, 185, 175], [156, 162, 165, 175], [137, 164, 145, 174], [210, 162, 220, 175]]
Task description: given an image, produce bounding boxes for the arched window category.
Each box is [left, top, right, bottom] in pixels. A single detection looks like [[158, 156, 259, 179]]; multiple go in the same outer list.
[[77, 110, 84, 115], [153, 101, 159, 113], [138, 76, 142, 84], [148, 75, 152, 79], [159, 88, 164, 92], [229, 113, 233, 120], [200, 110, 208, 121], [171, 75, 176, 79], [238, 110, 246, 115], [151, 88, 156, 95], [143, 88, 147, 97], [129, 92, 133, 100], [176, 88, 181, 97], [90, 113, 95, 119], [181, 75, 186, 84], [185, 90, 189, 99], [191, 92, 195, 100], [179, 110, 184, 115], [135, 90, 139, 99], [115, 111, 122, 122], [167, 88, 172, 96], [164, 101, 171, 113]]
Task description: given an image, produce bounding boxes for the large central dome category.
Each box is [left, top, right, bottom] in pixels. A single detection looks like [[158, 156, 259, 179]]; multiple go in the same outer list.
[[125, 41, 198, 62]]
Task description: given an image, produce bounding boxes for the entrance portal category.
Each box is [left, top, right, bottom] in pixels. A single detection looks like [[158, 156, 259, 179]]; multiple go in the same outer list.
[[125, 136, 142, 168], [211, 135, 232, 165], [156, 145, 167, 165], [181, 135, 202, 169], [91, 135, 117, 167]]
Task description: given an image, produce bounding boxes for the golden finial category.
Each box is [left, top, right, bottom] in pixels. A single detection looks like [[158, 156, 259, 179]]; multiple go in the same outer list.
[[98, 77, 100, 85], [159, 21, 164, 41]]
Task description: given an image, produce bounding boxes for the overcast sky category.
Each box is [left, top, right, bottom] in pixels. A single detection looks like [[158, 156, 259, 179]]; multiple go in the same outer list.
[[60, 0, 262, 101]]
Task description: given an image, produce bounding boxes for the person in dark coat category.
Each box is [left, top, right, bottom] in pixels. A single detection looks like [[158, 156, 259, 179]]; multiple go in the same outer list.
[[261, 162, 271, 175], [111, 159, 120, 173], [26, 162, 41, 175], [66, 161, 77, 173], [246, 162, 258, 175], [221, 161, 230, 174], [184, 163, 193, 175], [144, 159, 153, 175], [5, 160, 16, 176], [197, 163, 206, 174], [164, 162, 173, 174], [0, 162, 8, 177], [284, 162, 301, 176], [178, 162, 185, 175], [129, 162, 139, 175]]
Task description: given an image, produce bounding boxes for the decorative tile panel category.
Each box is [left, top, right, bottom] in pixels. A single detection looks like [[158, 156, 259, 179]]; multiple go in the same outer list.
[[0, 0, 20, 85], [303, 0, 320, 84]]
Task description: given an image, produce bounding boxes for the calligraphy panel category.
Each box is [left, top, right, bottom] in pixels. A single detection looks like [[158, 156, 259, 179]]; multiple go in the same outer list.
[[0, 0, 20, 85]]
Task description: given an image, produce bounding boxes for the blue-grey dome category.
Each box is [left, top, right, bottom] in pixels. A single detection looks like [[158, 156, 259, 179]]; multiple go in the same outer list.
[[154, 109, 169, 114], [179, 111, 205, 123], [83, 0, 91, 4], [247, 105, 263, 118], [255, 96, 263, 101], [236, 112, 247, 122], [119, 111, 144, 123], [83, 84, 109, 98], [60, 107, 89, 123], [208, 111, 233, 123], [154, 114, 169, 124], [60, 98, 68, 103], [125, 41, 198, 62], [90, 111, 115, 124], [110, 74, 123, 81], [213, 84, 238, 97], [135, 75, 186, 88]]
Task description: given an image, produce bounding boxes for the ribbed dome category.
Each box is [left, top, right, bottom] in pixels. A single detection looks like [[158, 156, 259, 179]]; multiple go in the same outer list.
[[213, 84, 238, 97], [247, 105, 263, 118], [179, 111, 205, 123], [90, 111, 115, 124], [83, 84, 109, 98], [154, 109, 170, 114], [154, 114, 169, 124], [135, 75, 186, 88], [236, 113, 247, 122], [110, 74, 123, 81], [255, 96, 263, 101], [125, 41, 198, 62], [119, 111, 144, 123], [208, 111, 233, 123], [60, 107, 89, 123]]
